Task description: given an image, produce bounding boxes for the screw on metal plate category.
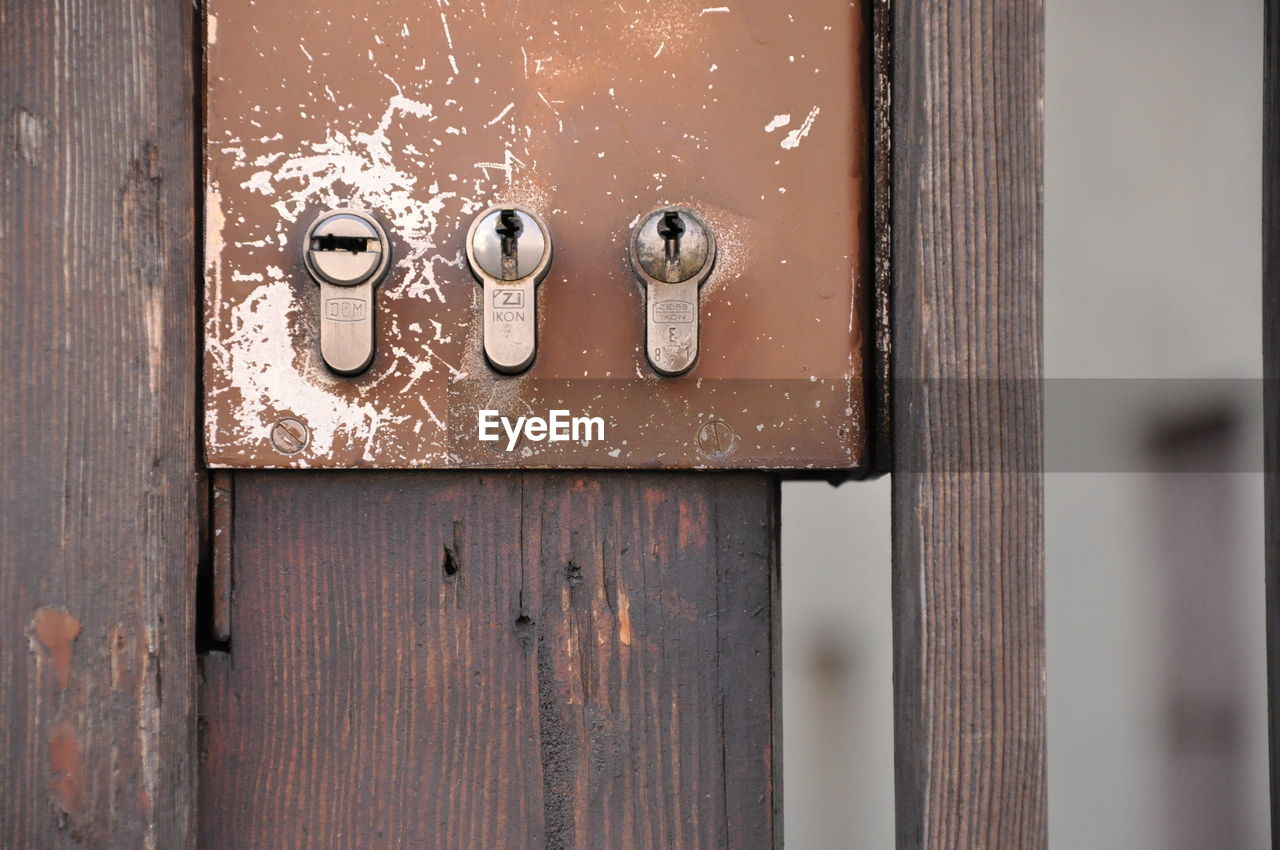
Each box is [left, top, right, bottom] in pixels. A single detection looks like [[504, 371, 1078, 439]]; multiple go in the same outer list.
[[696, 419, 737, 458], [303, 208, 391, 376], [270, 417, 310, 454], [629, 207, 716, 377], [466, 205, 552, 374]]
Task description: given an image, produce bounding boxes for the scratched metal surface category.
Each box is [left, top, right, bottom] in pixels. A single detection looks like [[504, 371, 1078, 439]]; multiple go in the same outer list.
[[203, 0, 869, 469]]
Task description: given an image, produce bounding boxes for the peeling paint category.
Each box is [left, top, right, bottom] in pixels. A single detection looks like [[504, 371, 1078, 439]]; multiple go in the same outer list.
[[764, 113, 791, 133], [780, 106, 820, 150]]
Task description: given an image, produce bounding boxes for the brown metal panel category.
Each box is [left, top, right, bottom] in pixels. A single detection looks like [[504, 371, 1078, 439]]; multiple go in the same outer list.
[[203, 0, 870, 470], [198, 471, 779, 848]]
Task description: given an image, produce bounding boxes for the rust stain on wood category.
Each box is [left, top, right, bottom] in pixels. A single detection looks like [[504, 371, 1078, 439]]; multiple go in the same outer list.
[[48, 718, 85, 818], [110, 622, 127, 692], [677, 499, 707, 549], [31, 606, 81, 692]]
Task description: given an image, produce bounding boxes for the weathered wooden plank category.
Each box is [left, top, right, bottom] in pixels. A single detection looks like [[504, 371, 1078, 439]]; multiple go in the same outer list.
[[209, 472, 234, 645], [0, 0, 199, 846], [871, 0, 894, 476], [1264, 0, 1279, 842], [199, 471, 779, 849], [889, 1, 1047, 847]]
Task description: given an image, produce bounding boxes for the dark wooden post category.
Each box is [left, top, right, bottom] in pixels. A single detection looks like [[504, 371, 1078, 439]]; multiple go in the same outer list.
[[198, 472, 780, 848], [1264, 0, 1279, 842], [890, 2, 1048, 847], [0, 0, 200, 846]]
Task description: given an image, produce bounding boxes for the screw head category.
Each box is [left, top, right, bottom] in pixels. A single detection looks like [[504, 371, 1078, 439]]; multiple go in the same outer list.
[[304, 210, 390, 286], [467, 207, 549, 281], [270, 417, 310, 454], [631, 207, 715, 284], [696, 419, 737, 458]]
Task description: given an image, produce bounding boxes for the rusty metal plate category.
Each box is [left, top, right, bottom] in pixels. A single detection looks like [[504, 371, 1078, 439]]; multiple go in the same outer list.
[[203, 0, 870, 469]]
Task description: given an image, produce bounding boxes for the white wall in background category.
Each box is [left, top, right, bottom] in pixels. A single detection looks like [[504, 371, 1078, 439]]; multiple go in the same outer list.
[[782, 478, 893, 849], [1045, 0, 1265, 847]]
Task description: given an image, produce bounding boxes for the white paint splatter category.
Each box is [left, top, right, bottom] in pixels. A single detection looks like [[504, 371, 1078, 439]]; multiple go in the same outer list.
[[486, 102, 515, 126], [764, 114, 790, 133], [701, 6, 731, 13], [241, 170, 275, 195], [209, 85, 529, 457], [474, 147, 525, 185], [210, 279, 406, 456], [780, 106, 819, 150], [439, 12, 454, 49]]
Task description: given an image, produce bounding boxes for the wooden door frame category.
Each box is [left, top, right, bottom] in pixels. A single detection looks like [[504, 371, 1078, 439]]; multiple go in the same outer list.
[[0, 0, 1048, 846]]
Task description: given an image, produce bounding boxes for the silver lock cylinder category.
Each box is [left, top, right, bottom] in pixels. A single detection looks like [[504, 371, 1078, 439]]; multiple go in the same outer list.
[[465, 206, 553, 374], [629, 207, 716, 377], [303, 209, 391, 376]]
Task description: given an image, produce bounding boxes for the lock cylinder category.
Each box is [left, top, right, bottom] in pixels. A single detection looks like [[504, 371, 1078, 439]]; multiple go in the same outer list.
[[629, 207, 716, 377], [303, 209, 391, 376], [466, 205, 553, 374]]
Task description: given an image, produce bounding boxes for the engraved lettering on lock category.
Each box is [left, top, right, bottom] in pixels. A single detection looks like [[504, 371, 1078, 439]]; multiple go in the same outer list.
[[652, 342, 691, 366], [491, 288, 526, 324], [325, 298, 368, 322], [493, 289, 525, 309], [653, 300, 694, 323]]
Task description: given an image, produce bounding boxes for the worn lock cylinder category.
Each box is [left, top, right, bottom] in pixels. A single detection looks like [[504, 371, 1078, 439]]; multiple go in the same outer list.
[[466, 206, 553, 374], [303, 209, 391, 376], [629, 207, 716, 377]]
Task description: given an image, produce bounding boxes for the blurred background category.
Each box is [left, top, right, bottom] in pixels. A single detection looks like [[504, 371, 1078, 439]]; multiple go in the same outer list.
[[781, 0, 1269, 846]]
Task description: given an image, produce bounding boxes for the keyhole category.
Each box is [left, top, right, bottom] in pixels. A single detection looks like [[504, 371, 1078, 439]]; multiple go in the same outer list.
[[312, 233, 370, 253], [658, 210, 685, 261], [496, 209, 523, 258], [495, 209, 523, 280]]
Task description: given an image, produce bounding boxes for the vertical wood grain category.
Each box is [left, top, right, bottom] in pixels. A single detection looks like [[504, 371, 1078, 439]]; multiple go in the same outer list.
[[0, 0, 199, 846], [199, 471, 779, 849], [889, 1, 1047, 847], [209, 472, 234, 645], [1264, 0, 1279, 842]]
